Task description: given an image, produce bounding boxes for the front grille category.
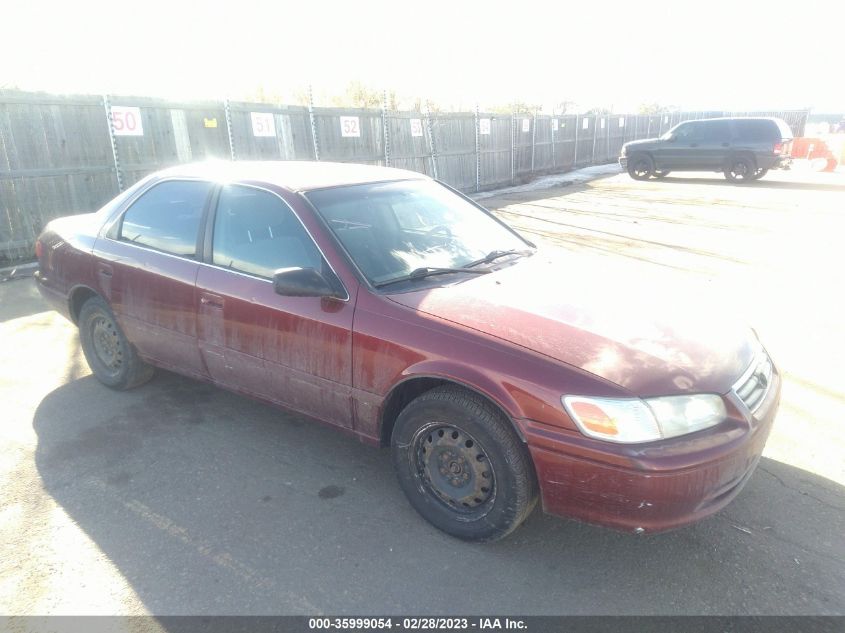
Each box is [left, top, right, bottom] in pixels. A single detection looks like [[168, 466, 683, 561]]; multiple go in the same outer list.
[[733, 350, 773, 413]]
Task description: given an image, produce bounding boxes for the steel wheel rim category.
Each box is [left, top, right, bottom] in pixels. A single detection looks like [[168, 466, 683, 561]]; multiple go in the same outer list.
[[91, 315, 123, 373], [412, 423, 496, 517]]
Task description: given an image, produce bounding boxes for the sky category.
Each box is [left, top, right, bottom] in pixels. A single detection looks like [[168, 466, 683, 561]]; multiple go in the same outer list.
[[2, 0, 842, 113]]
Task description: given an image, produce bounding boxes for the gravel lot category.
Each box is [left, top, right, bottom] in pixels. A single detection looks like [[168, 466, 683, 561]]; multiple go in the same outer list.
[[1, 166, 843, 615]]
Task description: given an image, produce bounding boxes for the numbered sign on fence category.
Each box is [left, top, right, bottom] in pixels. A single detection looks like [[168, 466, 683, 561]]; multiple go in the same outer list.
[[600, 118, 606, 129], [551, 119, 559, 131], [522, 119, 530, 133], [619, 116, 625, 127], [340, 116, 361, 137], [410, 118, 423, 137], [111, 106, 143, 136], [582, 118, 589, 130], [251, 112, 276, 137], [479, 118, 491, 135]]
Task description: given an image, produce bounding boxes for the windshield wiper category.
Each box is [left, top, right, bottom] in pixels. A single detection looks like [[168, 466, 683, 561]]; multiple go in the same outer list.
[[465, 248, 533, 268], [374, 266, 491, 289]]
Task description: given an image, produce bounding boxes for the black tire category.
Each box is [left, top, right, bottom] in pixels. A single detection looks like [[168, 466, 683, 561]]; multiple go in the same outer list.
[[751, 168, 768, 180], [627, 154, 654, 180], [391, 386, 538, 542], [724, 156, 756, 182], [78, 296, 154, 390], [653, 170, 671, 179]]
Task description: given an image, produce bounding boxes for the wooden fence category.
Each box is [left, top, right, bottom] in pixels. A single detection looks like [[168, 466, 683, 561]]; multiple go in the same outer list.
[[0, 89, 809, 262]]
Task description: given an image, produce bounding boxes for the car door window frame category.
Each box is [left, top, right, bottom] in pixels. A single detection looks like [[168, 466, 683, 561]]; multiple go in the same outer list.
[[104, 177, 215, 261], [199, 182, 350, 301]]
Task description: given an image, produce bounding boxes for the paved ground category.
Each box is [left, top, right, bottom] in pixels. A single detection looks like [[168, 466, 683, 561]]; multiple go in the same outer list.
[[1, 167, 843, 615]]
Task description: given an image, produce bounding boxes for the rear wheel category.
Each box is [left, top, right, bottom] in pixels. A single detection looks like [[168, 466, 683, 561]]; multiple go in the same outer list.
[[78, 296, 154, 390], [653, 170, 671, 179], [391, 386, 538, 542], [751, 168, 768, 180], [724, 156, 755, 182], [628, 154, 654, 180]]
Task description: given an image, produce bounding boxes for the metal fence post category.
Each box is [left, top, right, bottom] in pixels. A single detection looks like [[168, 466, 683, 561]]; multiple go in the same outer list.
[[573, 115, 579, 168], [510, 114, 516, 183], [308, 84, 320, 161], [382, 90, 391, 168], [606, 113, 611, 161], [223, 98, 236, 161], [550, 113, 556, 170], [591, 115, 598, 164], [474, 104, 481, 192], [530, 110, 537, 173], [424, 104, 438, 180], [102, 95, 124, 192]]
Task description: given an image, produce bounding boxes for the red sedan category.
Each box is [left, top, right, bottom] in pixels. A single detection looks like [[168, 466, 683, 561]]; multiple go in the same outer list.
[[34, 161, 780, 541]]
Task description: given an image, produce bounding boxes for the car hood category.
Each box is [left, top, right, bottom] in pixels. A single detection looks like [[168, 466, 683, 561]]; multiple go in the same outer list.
[[624, 138, 660, 150], [386, 252, 756, 396]]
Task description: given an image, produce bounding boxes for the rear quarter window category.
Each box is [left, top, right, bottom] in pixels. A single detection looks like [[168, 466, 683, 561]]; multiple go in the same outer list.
[[733, 120, 779, 143]]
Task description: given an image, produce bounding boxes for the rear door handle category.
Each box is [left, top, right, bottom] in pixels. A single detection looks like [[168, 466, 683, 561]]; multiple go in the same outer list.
[[97, 264, 113, 278], [721, 142, 730, 147], [200, 294, 224, 309]]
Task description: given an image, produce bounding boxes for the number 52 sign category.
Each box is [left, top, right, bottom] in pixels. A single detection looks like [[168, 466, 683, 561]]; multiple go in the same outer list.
[[340, 116, 361, 137], [111, 106, 143, 136]]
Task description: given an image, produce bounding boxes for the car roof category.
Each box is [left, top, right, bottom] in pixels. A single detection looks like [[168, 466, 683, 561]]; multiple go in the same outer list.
[[158, 160, 429, 192], [685, 117, 786, 124]]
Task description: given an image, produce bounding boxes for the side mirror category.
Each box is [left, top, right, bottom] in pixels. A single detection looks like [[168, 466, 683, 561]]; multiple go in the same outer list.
[[272, 267, 345, 299]]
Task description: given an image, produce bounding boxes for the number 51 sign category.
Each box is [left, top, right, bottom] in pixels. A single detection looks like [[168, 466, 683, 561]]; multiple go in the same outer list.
[[111, 106, 143, 136]]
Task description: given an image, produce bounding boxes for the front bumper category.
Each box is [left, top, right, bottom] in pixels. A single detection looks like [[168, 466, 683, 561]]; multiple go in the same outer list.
[[619, 157, 628, 169], [517, 370, 780, 533]]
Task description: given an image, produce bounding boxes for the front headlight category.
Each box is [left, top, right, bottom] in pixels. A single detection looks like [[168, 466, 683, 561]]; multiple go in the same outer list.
[[620, 144, 627, 157], [561, 394, 726, 444]]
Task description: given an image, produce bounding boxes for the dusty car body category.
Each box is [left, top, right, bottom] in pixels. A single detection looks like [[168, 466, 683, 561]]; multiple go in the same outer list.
[[35, 161, 780, 541]]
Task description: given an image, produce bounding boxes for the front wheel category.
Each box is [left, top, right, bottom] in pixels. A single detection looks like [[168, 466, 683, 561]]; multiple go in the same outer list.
[[78, 296, 154, 390], [652, 170, 671, 179], [627, 154, 654, 180], [391, 386, 538, 542], [751, 168, 768, 180]]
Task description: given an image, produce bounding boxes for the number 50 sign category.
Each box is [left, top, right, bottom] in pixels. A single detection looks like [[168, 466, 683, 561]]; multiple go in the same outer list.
[[111, 106, 144, 136]]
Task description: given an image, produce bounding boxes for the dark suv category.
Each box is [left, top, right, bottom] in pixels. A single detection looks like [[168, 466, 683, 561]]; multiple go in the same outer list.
[[620, 117, 794, 182]]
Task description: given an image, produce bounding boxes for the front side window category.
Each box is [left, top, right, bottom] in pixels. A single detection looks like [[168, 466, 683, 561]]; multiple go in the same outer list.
[[212, 185, 322, 279], [306, 180, 528, 285], [119, 180, 212, 257], [674, 121, 705, 141]]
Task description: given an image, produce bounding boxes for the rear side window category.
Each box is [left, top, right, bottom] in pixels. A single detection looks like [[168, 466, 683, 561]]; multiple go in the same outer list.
[[119, 180, 212, 257], [733, 120, 778, 142], [211, 185, 322, 279], [705, 120, 731, 142]]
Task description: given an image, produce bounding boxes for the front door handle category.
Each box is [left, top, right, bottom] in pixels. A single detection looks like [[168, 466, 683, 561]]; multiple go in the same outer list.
[[97, 264, 113, 278], [721, 142, 730, 147], [690, 143, 699, 148]]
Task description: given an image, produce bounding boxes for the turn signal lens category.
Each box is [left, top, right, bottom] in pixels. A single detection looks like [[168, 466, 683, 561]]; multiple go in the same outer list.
[[569, 400, 619, 436], [35, 239, 43, 259], [562, 396, 662, 443]]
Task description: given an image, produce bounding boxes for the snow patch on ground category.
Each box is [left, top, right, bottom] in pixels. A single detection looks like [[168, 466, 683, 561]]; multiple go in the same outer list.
[[472, 163, 623, 200]]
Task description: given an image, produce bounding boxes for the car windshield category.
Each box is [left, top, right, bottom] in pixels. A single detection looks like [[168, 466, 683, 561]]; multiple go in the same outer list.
[[306, 180, 530, 286]]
